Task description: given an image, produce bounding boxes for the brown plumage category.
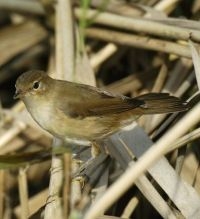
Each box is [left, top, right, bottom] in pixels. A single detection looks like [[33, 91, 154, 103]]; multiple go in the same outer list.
[[14, 70, 189, 145]]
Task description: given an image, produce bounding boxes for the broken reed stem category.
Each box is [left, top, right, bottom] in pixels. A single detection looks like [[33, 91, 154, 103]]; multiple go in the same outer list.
[[44, 0, 76, 218], [168, 124, 200, 153], [175, 73, 195, 97], [70, 161, 82, 209], [154, 0, 180, 13], [56, 0, 75, 80], [0, 0, 44, 15], [121, 196, 139, 218], [63, 153, 72, 219], [44, 151, 63, 219], [84, 103, 200, 219], [0, 170, 4, 219], [0, 121, 26, 149], [75, 8, 200, 42], [14, 189, 48, 218], [90, 43, 118, 70], [86, 28, 192, 58], [152, 64, 168, 93], [18, 168, 29, 219]]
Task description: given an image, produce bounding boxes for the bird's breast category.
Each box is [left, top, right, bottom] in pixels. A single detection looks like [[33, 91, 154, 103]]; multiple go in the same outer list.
[[23, 97, 54, 131]]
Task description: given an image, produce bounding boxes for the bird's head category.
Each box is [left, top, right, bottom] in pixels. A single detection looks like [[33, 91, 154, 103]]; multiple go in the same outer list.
[[14, 70, 50, 99]]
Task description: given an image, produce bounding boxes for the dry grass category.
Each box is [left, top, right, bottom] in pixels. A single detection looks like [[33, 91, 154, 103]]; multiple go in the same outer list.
[[0, 0, 200, 219]]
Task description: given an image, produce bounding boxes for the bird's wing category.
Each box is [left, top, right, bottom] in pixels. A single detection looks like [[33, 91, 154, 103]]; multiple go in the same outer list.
[[57, 83, 144, 118]]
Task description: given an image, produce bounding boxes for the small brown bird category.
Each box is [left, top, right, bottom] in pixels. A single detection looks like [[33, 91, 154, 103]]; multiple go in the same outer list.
[[14, 70, 188, 146]]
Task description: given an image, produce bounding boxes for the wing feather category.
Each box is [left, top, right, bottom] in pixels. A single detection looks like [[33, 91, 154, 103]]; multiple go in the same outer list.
[[55, 82, 144, 118]]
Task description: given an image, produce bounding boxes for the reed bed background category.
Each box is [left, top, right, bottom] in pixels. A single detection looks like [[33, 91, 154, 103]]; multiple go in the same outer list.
[[0, 0, 200, 219]]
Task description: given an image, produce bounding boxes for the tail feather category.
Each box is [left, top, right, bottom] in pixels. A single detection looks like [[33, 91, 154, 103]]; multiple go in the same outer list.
[[135, 93, 189, 114]]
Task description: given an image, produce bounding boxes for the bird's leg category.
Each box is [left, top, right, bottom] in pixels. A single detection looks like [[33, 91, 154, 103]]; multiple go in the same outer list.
[[74, 141, 102, 179], [73, 153, 109, 189], [91, 141, 101, 158]]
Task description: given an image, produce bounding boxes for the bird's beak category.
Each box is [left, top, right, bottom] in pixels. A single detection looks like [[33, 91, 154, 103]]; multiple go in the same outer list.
[[14, 90, 22, 99]]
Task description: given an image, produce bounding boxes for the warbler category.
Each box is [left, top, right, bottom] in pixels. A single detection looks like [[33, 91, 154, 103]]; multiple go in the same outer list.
[[14, 70, 188, 146]]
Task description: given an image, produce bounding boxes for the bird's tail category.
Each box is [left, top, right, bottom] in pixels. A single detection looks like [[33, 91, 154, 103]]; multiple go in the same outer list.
[[135, 93, 189, 114]]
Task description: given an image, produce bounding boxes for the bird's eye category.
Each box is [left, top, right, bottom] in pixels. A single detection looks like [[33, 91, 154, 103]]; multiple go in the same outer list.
[[33, 81, 40, 90]]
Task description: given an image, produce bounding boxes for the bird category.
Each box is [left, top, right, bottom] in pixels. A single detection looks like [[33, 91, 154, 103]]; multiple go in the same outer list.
[[14, 70, 188, 148]]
